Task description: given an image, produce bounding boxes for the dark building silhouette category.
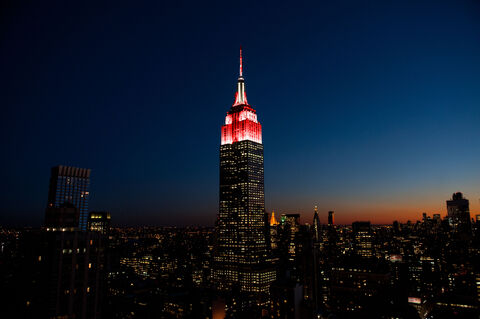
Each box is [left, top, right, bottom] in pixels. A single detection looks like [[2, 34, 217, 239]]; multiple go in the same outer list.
[[328, 211, 334, 226], [212, 49, 275, 308], [45, 203, 80, 229], [329, 260, 392, 315], [47, 165, 91, 230], [313, 206, 320, 243], [446, 192, 471, 238], [270, 280, 304, 319], [19, 230, 105, 319]]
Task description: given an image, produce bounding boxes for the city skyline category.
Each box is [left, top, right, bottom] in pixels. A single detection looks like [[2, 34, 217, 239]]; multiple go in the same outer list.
[[2, 1, 480, 226]]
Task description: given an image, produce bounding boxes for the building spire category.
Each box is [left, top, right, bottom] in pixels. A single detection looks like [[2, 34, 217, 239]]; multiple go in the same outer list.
[[233, 46, 248, 106], [239, 46, 243, 77]]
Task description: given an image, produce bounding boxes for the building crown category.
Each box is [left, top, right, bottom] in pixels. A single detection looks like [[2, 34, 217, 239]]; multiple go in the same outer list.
[[233, 46, 248, 106], [270, 210, 279, 226]]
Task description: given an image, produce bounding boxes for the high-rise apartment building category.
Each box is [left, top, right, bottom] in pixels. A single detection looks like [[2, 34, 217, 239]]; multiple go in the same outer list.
[[212, 49, 275, 300], [47, 165, 91, 230]]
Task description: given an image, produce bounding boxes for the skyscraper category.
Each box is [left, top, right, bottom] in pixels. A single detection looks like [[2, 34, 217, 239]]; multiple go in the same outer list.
[[446, 192, 471, 238], [47, 165, 91, 230], [352, 221, 373, 258], [212, 49, 275, 301], [313, 206, 320, 242], [328, 211, 335, 226]]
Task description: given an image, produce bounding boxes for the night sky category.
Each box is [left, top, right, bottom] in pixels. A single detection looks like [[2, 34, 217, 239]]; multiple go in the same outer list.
[[2, 1, 480, 226]]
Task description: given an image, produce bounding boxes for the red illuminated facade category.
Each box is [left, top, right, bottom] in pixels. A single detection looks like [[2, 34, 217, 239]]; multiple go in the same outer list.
[[220, 48, 262, 145]]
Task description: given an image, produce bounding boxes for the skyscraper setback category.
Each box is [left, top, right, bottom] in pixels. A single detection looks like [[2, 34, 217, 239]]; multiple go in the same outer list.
[[47, 165, 91, 230], [212, 49, 275, 302]]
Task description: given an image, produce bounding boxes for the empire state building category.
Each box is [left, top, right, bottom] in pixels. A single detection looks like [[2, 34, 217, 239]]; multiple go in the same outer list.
[[212, 49, 276, 298]]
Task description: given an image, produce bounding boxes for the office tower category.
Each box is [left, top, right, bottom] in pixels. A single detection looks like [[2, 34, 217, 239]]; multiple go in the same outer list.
[[313, 206, 320, 242], [446, 192, 471, 238], [282, 214, 301, 262], [352, 221, 373, 258], [392, 221, 400, 234], [312, 206, 321, 311], [47, 165, 91, 230], [328, 211, 334, 226], [88, 211, 111, 235], [212, 49, 275, 302], [282, 214, 301, 261]]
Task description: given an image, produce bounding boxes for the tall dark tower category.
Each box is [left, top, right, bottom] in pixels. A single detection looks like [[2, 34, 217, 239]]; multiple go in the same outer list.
[[328, 211, 335, 226], [212, 48, 275, 302], [313, 206, 320, 242]]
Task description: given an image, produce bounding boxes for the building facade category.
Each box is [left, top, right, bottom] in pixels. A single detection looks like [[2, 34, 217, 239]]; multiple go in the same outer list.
[[47, 165, 91, 230], [88, 211, 112, 235], [352, 221, 373, 258]]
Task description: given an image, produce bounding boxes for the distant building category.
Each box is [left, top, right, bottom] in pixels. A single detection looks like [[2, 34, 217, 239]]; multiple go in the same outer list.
[[446, 192, 471, 238], [329, 261, 390, 314], [88, 211, 111, 235], [270, 211, 280, 250], [283, 214, 300, 228], [328, 211, 334, 226], [283, 214, 301, 262], [313, 206, 320, 242], [270, 280, 304, 319], [352, 221, 373, 258], [270, 210, 279, 226], [47, 165, 91, 230]]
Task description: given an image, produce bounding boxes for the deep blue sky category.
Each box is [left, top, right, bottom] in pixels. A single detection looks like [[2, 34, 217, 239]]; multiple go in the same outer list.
[[1, 0, 480, 226]]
